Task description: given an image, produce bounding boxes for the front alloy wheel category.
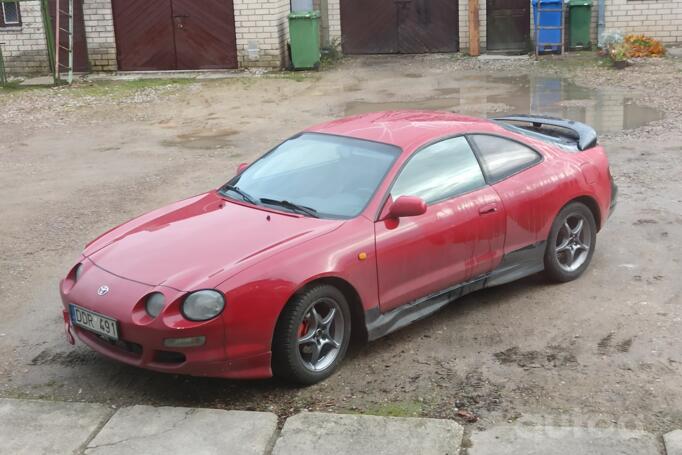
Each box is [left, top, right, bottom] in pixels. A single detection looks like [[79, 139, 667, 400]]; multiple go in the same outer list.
[[273, 284, 351, 384]]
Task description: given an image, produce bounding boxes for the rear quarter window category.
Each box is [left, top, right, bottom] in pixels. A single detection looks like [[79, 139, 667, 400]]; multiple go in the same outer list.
[[469, 135, 543, 183]]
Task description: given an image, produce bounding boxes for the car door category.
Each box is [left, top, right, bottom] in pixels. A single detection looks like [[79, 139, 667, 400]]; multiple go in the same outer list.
[[467, 134, 546, 254], [374, 136, 506, 313]]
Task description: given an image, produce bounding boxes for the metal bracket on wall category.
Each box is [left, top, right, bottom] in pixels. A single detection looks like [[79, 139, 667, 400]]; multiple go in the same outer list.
[[0, 42, 6, 85]]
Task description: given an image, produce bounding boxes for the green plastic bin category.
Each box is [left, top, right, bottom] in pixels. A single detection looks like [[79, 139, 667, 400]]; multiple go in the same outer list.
[[568, 0, 592, 50], [288, 11, 321, 70]]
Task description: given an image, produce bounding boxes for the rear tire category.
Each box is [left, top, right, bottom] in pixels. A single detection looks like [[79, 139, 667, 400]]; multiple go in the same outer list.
[[544, 202, 597, 283], [272, 284, 351, 385]]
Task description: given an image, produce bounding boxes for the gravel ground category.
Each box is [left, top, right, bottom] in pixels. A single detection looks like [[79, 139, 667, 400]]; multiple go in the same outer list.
[[0, 53, 680, 433]]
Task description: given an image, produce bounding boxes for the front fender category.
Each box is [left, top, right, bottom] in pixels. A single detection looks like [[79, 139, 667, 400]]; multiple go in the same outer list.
[[216, 216, 378, 361]]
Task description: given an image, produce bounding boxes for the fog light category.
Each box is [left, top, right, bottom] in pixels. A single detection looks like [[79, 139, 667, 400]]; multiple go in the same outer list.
[[163, 336, 205, 348]]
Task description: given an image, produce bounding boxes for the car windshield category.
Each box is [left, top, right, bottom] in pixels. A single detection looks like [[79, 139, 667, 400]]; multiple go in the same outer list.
[[223, 133, 401, 219]]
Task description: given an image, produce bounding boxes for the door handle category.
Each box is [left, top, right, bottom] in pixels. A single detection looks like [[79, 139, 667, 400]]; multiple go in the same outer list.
[[478, 204, 498, 215]]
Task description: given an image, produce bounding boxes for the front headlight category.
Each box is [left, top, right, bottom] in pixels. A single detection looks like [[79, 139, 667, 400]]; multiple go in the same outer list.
[[145, 292, 166, 318], [181, 290, 225, 321]]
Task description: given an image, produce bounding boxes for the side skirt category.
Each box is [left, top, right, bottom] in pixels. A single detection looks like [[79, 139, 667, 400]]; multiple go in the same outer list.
[[365, 241, 546, 341]]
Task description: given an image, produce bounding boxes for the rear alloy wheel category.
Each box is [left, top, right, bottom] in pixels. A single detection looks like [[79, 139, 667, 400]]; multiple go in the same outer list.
[[272, 285, 351, 385], [544, 202, 597, 282]]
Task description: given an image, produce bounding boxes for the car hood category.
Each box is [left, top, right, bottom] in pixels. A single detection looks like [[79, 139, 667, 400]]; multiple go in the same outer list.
[[87, 192, 343, 291]]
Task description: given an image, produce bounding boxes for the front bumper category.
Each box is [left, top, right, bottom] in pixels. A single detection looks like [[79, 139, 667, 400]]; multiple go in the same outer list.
[[60, 262, 272, 379]]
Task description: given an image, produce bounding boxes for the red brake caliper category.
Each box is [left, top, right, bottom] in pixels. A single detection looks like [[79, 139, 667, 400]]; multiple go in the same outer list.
[[299, 319, 309, 338]]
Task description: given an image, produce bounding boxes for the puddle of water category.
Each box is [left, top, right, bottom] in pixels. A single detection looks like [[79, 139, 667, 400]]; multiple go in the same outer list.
[[345, 75, 664, 133], [162, 128, 238, 149]]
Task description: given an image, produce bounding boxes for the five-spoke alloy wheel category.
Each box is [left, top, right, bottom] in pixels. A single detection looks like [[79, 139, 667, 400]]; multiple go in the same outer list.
[[273, 284, 351, 384], [544, 202, 597, 282]]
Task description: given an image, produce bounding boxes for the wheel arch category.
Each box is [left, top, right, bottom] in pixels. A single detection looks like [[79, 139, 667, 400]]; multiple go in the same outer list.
[[274, 276, 369, 349], [567, 195, 602, 231]]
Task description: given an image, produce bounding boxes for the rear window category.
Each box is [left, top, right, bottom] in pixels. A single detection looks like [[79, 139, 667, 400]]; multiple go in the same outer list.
[[495, 121, 579, 151]]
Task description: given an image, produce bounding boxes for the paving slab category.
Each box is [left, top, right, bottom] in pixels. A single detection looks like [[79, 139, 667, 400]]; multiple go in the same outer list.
[[85, 405, 277, 455], [0, 398, 113, 455], [272, 412, 462, 455], [664, 430, 682, 455], [469, 424, 661, 455]]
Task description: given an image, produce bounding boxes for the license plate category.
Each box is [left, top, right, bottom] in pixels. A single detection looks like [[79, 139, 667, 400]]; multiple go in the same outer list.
[[69, 304, 119, 340]]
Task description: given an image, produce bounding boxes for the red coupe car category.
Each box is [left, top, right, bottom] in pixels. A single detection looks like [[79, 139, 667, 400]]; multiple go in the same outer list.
[[60, 111, 617, 384]]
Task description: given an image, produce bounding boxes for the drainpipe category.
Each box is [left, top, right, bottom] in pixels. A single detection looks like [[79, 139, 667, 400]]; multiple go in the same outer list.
[[597, 0, 605, 48]]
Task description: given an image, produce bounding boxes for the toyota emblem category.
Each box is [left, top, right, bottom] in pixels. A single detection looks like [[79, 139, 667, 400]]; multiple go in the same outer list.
[[97, 285, 110, 296]]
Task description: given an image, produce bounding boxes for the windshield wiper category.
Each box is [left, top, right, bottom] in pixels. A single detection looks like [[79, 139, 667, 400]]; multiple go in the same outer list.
[[221, 184, 258, 205], [260, 198, 319, 218]]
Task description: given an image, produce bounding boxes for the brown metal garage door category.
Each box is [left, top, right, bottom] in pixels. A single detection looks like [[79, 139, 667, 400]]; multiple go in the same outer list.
[[112, 0, 238, 71], [486, 0, 530, 52], [341, 0, 458, 54]]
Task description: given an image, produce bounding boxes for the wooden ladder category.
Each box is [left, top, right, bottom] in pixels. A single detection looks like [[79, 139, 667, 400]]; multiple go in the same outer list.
[[54, 0, 74, 83]]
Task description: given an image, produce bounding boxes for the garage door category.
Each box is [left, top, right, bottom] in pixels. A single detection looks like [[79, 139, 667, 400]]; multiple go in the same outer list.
[[341, 0, 459, 54], [486, 0, 530, 52], [112, 0, 238, 71]]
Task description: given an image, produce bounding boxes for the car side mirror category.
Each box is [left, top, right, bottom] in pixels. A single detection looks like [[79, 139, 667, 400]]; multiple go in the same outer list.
[[387, 196, 427, 219], [236, 162, 249, 175]]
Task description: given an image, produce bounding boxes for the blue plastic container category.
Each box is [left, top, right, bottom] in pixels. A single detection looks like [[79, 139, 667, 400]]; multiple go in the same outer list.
[[532, 0, 564, 53]]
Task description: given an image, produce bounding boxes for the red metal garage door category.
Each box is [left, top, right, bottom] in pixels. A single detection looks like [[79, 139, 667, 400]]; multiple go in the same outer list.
[[341, 0, 459, 54], [112, 0, 238, 71]]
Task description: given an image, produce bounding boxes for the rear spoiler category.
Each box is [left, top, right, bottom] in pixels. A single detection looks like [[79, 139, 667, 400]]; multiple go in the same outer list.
[[493, 115, 598, 151]]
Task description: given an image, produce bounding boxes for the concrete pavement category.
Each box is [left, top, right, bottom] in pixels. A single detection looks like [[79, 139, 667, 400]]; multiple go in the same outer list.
[[0, 398, 678, 455], [272, 412, 463, 455]]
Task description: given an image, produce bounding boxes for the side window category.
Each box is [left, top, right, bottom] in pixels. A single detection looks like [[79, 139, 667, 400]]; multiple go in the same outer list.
[[1, 2, 21, 26], [391, 136, 486, 204], [469, 135, 542, 183]]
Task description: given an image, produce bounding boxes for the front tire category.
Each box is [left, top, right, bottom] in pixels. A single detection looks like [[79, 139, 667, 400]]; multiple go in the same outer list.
[[272, 285, 351, 385], [544, 202, 597, 283]]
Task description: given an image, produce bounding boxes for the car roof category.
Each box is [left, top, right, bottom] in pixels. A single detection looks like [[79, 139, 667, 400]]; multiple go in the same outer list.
[[305, 110, 506, 152]]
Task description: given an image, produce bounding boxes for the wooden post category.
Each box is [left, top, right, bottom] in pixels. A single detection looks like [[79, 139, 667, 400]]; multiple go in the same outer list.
[[468, 0, 480, 56]]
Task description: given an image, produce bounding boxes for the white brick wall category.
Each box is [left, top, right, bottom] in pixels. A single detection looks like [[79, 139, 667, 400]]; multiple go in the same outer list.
[[0, 1, 49, 75], [603, 0, 682, 44], [327, 0, 341, 44], [82, 0, 116, 71], [233, 0, 290, 68]]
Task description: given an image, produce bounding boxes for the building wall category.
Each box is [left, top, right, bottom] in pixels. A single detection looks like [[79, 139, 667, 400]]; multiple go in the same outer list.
[[327, 0, 341, 44], [0, 1, 49, 75], [603, 0, 682, 44], [233, 0, 290, 68], [82, 0, 116, 71], [328, 0, 679, 55], [458, 0, 487, 52]]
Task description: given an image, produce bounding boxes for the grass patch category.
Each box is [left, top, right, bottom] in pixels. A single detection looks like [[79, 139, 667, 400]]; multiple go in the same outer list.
[[535, 51, 610, 72], [363, 400, 424, 418], [68, 78, 196, 97], [0, 80, 46, 93], [266, 71, 316, 82]]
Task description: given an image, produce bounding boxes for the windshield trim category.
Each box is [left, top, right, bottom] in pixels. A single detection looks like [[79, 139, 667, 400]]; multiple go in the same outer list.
[[223, 132, 403, 220]]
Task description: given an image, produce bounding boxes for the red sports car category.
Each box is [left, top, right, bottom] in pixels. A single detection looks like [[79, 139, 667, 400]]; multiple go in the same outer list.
[[60, 111, 617, 384]]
